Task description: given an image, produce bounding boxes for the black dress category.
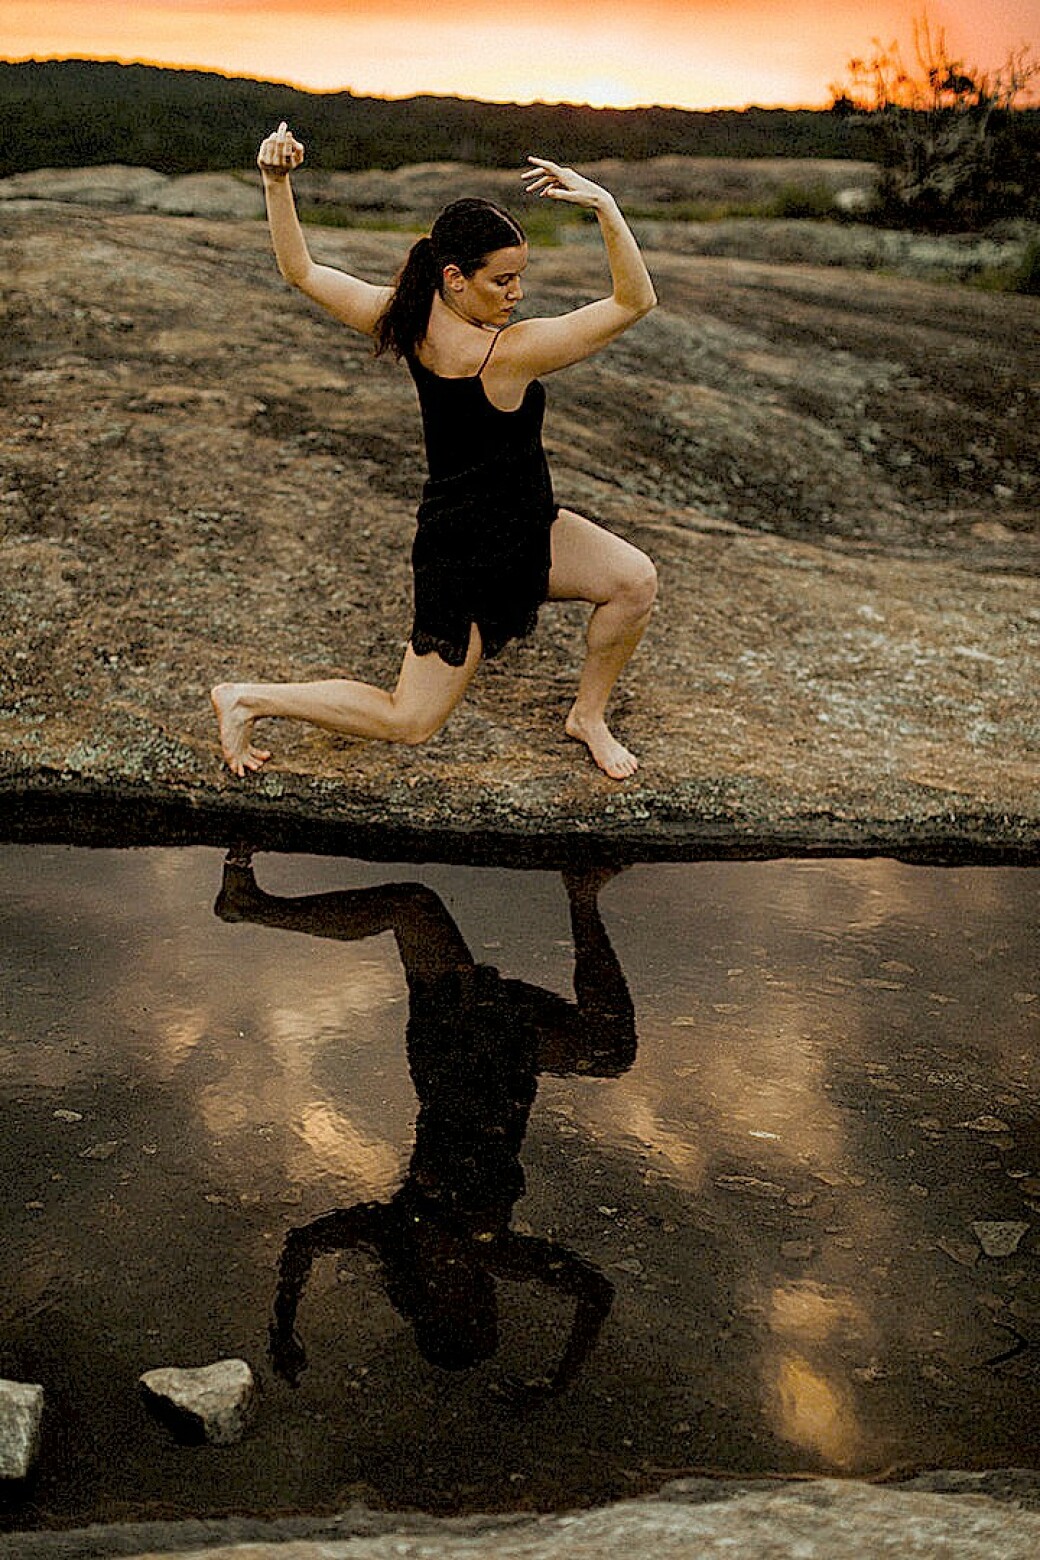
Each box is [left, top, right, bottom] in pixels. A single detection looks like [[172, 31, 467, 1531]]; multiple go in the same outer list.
[[406, 330, 559, 667]]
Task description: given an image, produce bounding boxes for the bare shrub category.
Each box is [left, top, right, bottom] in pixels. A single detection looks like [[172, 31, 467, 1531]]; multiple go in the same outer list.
[[832, 11, 1040, 230]]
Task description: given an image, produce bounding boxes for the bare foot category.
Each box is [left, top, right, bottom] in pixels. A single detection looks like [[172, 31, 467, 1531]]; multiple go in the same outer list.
[[210, 683, 272, 777], [565, 711, 639, 780], [562, 864, 626, 902], [214, 859, 260, 922]]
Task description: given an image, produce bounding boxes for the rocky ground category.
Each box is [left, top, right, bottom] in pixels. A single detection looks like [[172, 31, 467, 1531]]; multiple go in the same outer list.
[[7, 1474, 1040, 1558], [0, 167, 1038, 863]]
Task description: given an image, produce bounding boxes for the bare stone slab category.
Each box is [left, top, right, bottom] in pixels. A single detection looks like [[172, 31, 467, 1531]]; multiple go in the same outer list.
[[0, 197, 1036, 861], [10, 1478, 1040, 1558], [0, 164, 169, 206], [0, 1378, 44, 1480], [142, 173, 264, 219], [139, 1360, 254, 1446]]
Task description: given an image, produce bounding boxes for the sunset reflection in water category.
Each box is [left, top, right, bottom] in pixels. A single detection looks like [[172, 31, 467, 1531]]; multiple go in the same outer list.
[[0, 845, 1037, 1526]]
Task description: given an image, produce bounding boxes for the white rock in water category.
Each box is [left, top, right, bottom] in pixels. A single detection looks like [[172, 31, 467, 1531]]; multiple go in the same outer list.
[[972, 1221, 1030, 1258], [0, 1379, 44, 1480], [139, 1359, 254, 1446]]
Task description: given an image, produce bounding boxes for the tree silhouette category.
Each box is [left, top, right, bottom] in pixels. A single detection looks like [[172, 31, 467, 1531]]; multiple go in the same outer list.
[[831, 11, 1040, 229]]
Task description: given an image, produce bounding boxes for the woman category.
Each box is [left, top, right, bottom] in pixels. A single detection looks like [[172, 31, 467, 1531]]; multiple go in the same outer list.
[[211, 124, 658, 780]]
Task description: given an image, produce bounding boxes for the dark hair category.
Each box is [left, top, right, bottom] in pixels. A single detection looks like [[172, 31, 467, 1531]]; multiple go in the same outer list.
[[375, 197, 526, 360]]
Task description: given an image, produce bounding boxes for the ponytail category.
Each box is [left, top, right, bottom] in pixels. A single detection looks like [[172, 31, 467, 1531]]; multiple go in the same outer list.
[[375, 235, 439, 360], [375, 198, 527, 361]]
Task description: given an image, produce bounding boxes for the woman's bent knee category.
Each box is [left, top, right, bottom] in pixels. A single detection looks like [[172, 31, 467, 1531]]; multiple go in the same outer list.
[[393, 709, 449, 745], [622, 553, 658, 616]]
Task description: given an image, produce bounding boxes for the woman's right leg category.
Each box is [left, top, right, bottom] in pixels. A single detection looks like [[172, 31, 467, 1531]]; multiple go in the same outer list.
[[211, 626, 482, 776]]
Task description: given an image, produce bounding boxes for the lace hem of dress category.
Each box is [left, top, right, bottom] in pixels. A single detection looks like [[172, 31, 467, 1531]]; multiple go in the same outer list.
[[410, 628, 471, 667], [411, 604, 542, 667]]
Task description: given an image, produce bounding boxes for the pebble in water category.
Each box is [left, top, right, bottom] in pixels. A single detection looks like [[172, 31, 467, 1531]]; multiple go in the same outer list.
[[0, 1378, 44, 1480], [139, 1359, 255, 1446], [971, 1222, 1030, 1259]]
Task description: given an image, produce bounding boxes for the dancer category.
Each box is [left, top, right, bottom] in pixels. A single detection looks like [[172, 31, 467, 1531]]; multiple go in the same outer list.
[[212, 125, 657, 779]]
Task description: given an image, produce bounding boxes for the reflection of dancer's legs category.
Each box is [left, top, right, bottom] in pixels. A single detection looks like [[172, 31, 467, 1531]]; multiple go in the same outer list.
[[514, 868, 636, 1078], [227, 856, 636, 1395], [216, 862, 471, 983], [217, 856, 636, 1081]]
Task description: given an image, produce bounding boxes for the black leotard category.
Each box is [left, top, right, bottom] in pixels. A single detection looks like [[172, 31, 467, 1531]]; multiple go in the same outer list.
[[406, 330, 558, 666]]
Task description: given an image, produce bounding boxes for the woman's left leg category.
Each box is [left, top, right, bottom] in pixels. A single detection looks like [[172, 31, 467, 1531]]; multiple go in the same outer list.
[[211, 626, 483, 776], [548, 509, 657, 779]]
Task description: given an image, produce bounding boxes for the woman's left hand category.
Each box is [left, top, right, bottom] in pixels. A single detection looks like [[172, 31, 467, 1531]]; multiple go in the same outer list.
[[257, 121, 305, 179], [521, 157, 615, 211]]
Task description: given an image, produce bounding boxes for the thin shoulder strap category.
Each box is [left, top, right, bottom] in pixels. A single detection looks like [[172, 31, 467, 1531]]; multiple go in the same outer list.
[[476, 328, 503, 378]]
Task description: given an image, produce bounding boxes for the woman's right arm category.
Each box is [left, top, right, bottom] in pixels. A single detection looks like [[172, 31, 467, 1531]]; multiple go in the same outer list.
[[259, 123, 392, 337], [500, 158, 657, 380]]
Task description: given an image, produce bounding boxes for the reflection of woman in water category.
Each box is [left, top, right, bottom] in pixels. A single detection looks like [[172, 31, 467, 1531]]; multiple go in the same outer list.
[[211, 124, 657, 781], [215, 856, 635, 1393]]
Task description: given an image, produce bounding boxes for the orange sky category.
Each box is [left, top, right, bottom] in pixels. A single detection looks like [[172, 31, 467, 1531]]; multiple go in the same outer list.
[[2, 0, 1037, 107]]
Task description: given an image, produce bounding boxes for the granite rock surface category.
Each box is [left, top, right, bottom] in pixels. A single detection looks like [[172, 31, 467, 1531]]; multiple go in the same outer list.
[[8, 1476, 1040, 1559], [1, 183, 1037, 861], [0, 1378, 44, 1481], [139, 1360, 255, 1446]]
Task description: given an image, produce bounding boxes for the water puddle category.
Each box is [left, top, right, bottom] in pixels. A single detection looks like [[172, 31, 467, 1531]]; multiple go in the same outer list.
[[1, 845, 1038, 1529]]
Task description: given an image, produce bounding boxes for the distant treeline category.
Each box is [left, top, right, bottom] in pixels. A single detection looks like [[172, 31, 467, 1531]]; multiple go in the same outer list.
[[1, 59, 885, 176]]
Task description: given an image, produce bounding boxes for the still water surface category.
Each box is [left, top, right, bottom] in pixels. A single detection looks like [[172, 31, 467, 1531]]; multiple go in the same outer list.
[[1, 845, 1038, 1528]]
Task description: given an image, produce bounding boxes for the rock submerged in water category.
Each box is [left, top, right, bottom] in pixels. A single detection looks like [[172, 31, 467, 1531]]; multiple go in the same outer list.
[[139, 1359, 255, 1446], [0, 1378, 44, 1480], [971, 1221, 1030, 1258]]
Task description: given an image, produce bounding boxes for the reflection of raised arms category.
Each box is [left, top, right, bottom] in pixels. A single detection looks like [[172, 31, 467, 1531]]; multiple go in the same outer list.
[[269, 1206, 615, 1395], [269, 1208, 383, 1386], [489, 1235, 615, 1400], [256, 122, 393, 336]]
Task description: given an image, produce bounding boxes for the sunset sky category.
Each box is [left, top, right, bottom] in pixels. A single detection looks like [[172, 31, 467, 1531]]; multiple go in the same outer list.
[[2, 0, 1037, 108]]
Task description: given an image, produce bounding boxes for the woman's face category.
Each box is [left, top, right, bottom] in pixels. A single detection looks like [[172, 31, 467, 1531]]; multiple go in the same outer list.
[[446, 243, 528, 327]]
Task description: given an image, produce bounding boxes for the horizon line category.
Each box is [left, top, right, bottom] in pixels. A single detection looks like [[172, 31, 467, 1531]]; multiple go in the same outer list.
[[0, 52, 832, 116]]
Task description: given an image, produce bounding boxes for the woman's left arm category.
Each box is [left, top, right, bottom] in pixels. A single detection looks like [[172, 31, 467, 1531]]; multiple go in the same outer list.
[[506, 158, 657, 377]]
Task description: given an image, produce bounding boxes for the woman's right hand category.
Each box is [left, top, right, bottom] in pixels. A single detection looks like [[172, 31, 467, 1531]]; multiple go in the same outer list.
[[257, 121, 305, 179], [521, 157, 615, 212]]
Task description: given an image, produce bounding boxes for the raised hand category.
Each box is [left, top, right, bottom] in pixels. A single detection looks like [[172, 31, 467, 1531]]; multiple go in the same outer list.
[[257, 121, 305, 179], [520, 156, 614, 211]]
